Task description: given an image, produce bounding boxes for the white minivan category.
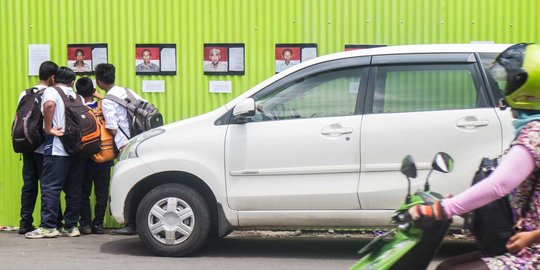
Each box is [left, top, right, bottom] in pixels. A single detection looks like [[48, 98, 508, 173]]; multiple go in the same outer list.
[[110, 44, 514, 256]]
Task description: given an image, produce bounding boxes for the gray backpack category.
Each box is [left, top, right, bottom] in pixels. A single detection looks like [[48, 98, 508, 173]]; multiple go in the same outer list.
[[104, 88, 163, 138]]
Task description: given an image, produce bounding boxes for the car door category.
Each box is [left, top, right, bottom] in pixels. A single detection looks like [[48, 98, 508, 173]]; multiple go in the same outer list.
[[359, 53, 504, 210], [225, 57, 369, 210]]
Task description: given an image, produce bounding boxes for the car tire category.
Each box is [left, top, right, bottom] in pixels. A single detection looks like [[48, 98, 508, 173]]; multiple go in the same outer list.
[[136, 183, 210, 256]]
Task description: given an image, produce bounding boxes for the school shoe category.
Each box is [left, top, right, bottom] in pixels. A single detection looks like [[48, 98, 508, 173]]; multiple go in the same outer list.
[[59, 226, 81, 237], [111, 225, 136, 235], [25, 227, 59, 239], [91, 225, 104, 234], [18, 224, 36, 235], [79, 225, 92, 235]]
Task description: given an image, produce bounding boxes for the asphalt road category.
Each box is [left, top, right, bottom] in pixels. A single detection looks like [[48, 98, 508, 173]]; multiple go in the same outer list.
[[0, 230, 478, 270]]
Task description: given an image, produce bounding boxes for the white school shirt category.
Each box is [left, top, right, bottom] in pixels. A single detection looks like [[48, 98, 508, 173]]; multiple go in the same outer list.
[[41, 85, 80, 156], [101, 86, 144, 149], [18, 84, 47, 154]]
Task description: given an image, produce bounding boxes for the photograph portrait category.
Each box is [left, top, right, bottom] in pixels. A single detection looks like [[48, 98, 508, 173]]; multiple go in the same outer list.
[[275, 44, 317, 73], [68, 47, 92, 73], [136, 47, 160, 72], [204, 46, 228, 72]]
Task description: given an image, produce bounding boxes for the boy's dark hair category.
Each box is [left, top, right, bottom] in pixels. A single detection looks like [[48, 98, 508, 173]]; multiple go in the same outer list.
[[55, 67, 76, 84], [39, 61, 58, 81], [75, 77, 95, 98], [95, 63, 115, 84]]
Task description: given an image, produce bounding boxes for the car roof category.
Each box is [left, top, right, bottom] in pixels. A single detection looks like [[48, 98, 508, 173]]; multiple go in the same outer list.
[[225, 43, 512, 109], [337, 43, 512, 57]]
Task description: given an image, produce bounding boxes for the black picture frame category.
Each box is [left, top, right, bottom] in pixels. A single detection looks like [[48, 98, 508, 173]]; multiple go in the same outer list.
[[135, 44, 177, 76], [67, 43, 108, 75], [203, 43, 245, 76]]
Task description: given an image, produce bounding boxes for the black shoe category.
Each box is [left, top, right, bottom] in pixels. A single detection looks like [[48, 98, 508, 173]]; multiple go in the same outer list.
[[80, 225, 92, 235], [91, 225, 104, 234], [112, 225, 136, 235], [18, 224, 36, 235]]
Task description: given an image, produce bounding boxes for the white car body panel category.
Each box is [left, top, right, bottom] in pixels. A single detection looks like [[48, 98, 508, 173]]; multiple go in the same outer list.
[[359, 108, 507, 210], [225, 115, 362, 210]]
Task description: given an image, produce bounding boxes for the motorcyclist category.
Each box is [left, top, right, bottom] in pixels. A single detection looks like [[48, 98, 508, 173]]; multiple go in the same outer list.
[[409, 43, 540, 270]]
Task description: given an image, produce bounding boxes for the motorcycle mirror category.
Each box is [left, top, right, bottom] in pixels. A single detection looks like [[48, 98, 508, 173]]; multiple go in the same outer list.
[[431, 152, 454, 173], [401, 155, 417, 204], [400, 155, 417, 178]]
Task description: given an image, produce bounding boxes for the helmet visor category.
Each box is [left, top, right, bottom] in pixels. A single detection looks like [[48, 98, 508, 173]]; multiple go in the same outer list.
[[488, 62, 507, 81], [487, 62, 508, 90]]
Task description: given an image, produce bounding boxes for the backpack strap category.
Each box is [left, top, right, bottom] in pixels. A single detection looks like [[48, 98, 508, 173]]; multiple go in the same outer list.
[[53, 86, 72, 104], [16, 87, 41, 110], [123, 88, 138, 104], [102, 88, 135, 140], [103, 88, 138, 108], [26, 87, 38, 95], [103, 93, 129, 107], [53, 86, 83, 104]]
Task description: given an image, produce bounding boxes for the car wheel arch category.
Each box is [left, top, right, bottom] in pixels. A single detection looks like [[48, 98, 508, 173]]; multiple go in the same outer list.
[[124, 171, 226, 238]]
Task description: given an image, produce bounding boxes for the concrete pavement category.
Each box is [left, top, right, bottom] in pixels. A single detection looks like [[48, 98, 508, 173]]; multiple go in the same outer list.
[[0, 230, 478, 269]]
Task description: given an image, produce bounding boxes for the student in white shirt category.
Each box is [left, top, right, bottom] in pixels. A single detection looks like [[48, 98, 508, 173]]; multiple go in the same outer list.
[[25, 67, 85, 239], [95, 63, 141, 235], [17, 61, 57, 235], [96, 63, 144, 150]]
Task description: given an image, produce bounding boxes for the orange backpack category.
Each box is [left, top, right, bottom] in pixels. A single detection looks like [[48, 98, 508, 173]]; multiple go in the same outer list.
[[91, 101, 117, 163]]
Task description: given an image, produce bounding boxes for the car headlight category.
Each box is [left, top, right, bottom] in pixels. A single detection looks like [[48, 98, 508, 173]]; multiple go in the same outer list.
[[118, 128, 165, 161]]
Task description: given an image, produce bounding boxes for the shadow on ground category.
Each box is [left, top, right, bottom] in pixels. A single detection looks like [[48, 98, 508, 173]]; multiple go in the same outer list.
[[100, 235, 478, 261]]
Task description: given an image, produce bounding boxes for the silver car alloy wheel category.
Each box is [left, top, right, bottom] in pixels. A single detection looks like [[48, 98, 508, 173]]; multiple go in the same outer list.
[[147, 197, 195, 245]]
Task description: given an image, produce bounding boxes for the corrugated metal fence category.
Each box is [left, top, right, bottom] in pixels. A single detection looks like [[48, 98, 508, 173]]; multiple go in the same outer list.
[[1, 0, 539, 227]]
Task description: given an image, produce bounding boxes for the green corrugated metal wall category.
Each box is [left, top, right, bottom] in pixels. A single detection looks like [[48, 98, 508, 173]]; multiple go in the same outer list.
[[1, 0, 539, 227]]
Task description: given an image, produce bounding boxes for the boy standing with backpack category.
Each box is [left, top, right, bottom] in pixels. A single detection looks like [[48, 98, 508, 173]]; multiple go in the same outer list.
[[75, 77, 113, 235], [94, 63, 142, 235], [25, 67, 85, 239], [15, 61, 58, 234]]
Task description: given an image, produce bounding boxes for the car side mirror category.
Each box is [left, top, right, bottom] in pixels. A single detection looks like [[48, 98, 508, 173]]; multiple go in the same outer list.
[[233, 98, 256, 119]]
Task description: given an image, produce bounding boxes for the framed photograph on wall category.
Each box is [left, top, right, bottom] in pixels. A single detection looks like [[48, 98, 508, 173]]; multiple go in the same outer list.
[[344, 44, 387, 51], [67, 43, 108, 75], [203, 43, 245, 76], [275, 43, 317, 73], [135, 44, 176, 76]]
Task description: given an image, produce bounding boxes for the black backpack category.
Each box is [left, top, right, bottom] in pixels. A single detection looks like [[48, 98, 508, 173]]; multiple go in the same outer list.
[[467, 157, 539, 257], [11, 87, 45, 153], [104, 88, 163, 138], [54, 87, 101, 157]]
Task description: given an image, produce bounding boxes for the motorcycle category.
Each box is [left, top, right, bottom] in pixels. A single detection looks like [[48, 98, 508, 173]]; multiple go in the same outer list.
[[350, 152, 454, 270]]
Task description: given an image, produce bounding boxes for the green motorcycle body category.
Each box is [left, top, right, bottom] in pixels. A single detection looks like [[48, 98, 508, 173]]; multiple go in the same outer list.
[[350, 191, 450, 270]]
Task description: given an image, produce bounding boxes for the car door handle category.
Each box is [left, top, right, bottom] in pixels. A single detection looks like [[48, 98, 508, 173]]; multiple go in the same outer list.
[[456, 120, 489, 127], [321, 127, 353, 135]]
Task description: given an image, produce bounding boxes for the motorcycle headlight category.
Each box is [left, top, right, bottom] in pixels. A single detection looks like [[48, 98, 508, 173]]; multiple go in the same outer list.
[[118, 128, 165, 161]]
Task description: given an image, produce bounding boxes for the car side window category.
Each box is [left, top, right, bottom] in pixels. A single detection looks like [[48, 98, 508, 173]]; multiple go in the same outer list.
[[252, 67, 364, 121], [372, 64, 486, 113]]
